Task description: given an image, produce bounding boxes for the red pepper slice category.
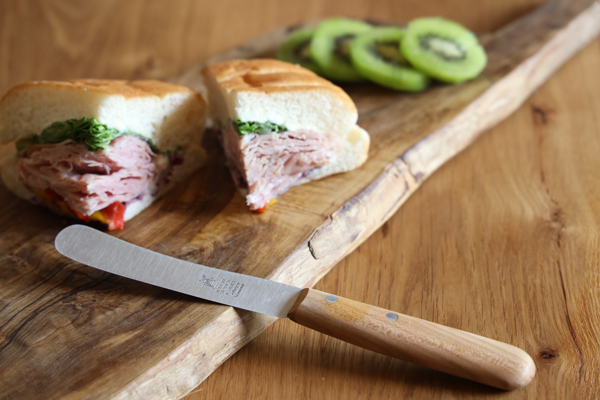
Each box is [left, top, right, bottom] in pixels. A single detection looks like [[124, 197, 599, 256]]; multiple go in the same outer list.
[[101, 202, 126, 231], [73, 210, 91, 222], [41, 189, 125, 229]]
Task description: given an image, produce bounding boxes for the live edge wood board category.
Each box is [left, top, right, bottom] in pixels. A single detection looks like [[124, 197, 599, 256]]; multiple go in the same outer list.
[[1, 0, 599, 399]]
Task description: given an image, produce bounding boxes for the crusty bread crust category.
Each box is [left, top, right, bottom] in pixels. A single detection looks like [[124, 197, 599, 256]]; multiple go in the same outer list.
[[0, 79, 206, 149], [0, 79, 195, 101], [202, 59, 359, 138], [203, 59, 356, 112]]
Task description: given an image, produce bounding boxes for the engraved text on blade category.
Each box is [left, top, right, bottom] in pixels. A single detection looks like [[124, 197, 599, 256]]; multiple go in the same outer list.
[[201, 274, 245, 297]]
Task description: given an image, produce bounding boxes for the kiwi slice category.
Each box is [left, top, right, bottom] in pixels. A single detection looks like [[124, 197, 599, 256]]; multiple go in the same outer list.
[[310, 18, 373, 82], [350, 27, 430, 91], [401, 18, 487, 83], [276, 28, 322, 74]]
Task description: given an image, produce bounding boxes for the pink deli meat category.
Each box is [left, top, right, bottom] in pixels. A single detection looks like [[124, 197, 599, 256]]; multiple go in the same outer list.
[[18, 135, 158, 215], [222, 122, 339, 210]]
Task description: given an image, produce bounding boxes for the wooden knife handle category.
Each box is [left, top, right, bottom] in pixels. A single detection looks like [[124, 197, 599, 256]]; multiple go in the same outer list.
[[287, 288, 536, 390]]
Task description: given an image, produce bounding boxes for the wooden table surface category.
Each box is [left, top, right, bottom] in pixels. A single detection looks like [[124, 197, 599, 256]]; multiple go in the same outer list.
[[2, 1, 599, 399]]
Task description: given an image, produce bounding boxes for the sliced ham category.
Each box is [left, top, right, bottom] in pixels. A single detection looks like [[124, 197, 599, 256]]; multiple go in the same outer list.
[[18, 135, 162, 215], [221, 122, 339, 210]]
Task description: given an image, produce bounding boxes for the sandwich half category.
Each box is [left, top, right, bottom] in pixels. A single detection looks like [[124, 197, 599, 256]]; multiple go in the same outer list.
[[0, 79, 206, 229], [202, 59, 370, 212]]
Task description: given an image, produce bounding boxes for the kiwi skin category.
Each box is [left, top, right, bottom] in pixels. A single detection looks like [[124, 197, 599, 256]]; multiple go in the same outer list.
[[276, 28, 323, 74], [350, 27, 430, 92], [400, 17, 487, 83], [310, 18, 373, 82]]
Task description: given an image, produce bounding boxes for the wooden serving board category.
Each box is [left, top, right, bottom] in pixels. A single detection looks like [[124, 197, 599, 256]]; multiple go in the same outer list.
[[1, 0, 599, 399]]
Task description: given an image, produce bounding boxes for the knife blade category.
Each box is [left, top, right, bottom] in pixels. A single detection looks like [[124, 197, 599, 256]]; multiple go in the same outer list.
[[55, 225, 535, 390]]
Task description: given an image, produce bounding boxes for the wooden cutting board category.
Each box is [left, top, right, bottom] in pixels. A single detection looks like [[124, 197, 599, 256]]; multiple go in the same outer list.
[[1, 0, 599, 399]]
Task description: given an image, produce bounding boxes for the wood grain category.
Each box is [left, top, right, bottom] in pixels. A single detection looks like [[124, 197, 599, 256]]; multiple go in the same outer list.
[[190, 11, 600, 400], [288, 289, 535, 390], [0, 0, 545, 97], [1, 1, 599, 399]]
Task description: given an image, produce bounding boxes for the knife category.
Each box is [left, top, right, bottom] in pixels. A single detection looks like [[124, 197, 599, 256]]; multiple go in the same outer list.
[[55, 225, 535, 390]]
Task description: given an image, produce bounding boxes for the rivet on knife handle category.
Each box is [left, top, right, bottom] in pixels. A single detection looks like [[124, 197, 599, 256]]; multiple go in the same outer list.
[[287, 288, 536, 390]]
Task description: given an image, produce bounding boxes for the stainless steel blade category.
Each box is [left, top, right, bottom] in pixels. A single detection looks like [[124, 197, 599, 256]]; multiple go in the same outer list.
[[54, 225, 302, 318]]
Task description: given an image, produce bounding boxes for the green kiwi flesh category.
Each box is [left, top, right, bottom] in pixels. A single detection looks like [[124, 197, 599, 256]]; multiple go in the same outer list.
[[310, 18, 373, 82], [401, 17, 487, 83], [350, 27, 430, 91], [276, 28, 322, 74]]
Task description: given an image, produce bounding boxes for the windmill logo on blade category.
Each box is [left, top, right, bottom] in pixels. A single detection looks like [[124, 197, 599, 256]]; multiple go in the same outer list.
[[200, 275, 219, 289]]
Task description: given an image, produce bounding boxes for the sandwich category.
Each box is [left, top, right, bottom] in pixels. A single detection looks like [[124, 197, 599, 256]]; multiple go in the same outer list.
[[0, 79, 206, 230], [202, 59, 370, 212]]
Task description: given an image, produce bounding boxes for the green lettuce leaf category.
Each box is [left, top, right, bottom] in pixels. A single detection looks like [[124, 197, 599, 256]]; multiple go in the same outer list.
[[16, 117, 156, 152], [232, 119, 287, 136]]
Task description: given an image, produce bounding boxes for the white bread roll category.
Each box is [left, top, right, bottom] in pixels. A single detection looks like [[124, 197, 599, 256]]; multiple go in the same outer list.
[[0, 79, 207, 227], [202, 59, 369, 207], [295, 124, 370, 185], [0, 79, 206, 150], [203, 59, 359, 139]]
